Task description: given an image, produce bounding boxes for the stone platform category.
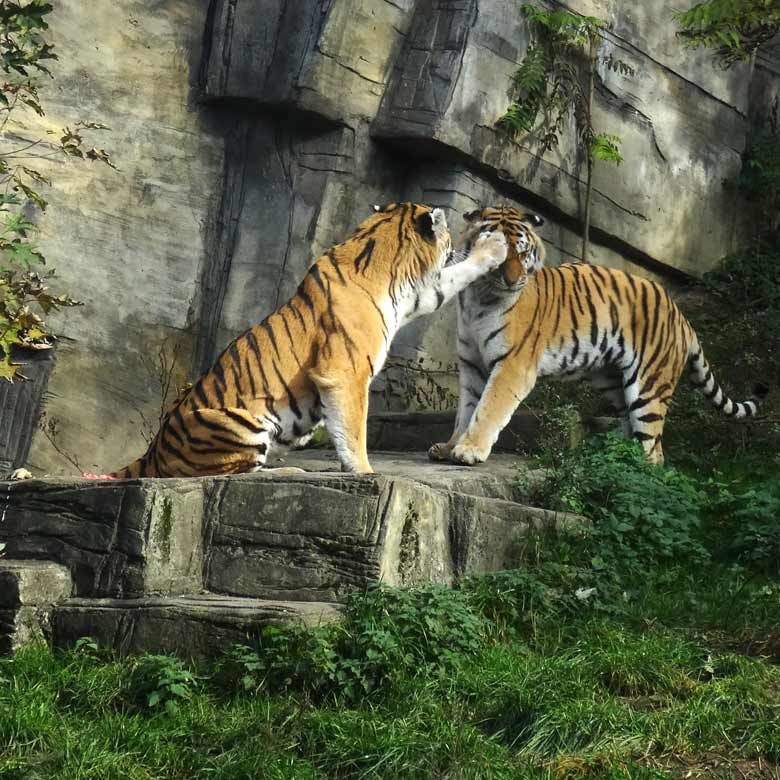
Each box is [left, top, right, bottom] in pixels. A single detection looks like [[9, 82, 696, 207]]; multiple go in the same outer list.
[[0, 452, 582, 658]]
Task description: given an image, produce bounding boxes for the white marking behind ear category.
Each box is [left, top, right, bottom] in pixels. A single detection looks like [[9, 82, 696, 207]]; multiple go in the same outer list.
[[372, 204, 381, 212], [431, 208, 447, 228]]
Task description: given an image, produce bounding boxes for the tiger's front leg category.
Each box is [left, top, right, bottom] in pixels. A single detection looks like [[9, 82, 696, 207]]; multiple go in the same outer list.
[[449, 359, 538, 466], [428, 332, 487, 462], [402, 231, 507, 324], [310, 367, 373, 474]]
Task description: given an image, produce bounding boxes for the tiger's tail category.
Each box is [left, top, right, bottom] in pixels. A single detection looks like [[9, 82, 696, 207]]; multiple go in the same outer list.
[[81, 457, 146, 481], [687, 336, 768, 419], [109, 458, 146, 479]]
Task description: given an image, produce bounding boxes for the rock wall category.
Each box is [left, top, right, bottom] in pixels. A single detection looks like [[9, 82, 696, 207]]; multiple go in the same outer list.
[[5, 0, 778, 475]]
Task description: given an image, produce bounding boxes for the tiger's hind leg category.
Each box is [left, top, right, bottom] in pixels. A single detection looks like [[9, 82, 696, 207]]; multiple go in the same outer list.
[[310, 369, 373, 474], [622, 367, 674, 465], [173, 407, 274, 476], [589, 370, 631, 437]]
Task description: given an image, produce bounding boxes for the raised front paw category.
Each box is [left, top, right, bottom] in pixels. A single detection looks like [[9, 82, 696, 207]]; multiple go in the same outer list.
[[473, 230, 508, 270], [428, 442, 452, 462]]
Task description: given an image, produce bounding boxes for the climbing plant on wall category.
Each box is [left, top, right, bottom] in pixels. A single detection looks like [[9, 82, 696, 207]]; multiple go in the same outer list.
[[498, 4, 633, 263], [674, 0, 780, 65], [0, 0, 114, 380]]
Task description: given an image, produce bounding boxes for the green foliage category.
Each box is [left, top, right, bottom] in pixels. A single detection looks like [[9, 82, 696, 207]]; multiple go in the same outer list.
[[591, 132, 623, 164], [538, 432, 709, 578], [219, 585, 486, 704], [499, 4, 633, 261], [674, 0, 780, 65], [498, 4, 630, 158], [703, 241, 780, 309], [129, 654, 197, 713], [710, 475, 780, 569], [0, 0, 113, 380], [736, 98, 780, 239]]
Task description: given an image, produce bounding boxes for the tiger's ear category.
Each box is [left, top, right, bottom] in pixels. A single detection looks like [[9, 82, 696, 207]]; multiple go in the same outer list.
[[415, 208, 447, 241], [464, 209, 483, 223]]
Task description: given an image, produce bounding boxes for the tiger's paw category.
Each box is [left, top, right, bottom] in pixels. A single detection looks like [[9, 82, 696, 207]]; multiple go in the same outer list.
[[427, 442, 452, 462], [449, 443, 489, 466], [10, 468, 33, 481], [473, 230, 508, 271]]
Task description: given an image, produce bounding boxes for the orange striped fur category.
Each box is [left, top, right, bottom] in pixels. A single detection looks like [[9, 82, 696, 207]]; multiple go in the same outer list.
[[429, 205, 766, 466], [109, 203, 507, 478]]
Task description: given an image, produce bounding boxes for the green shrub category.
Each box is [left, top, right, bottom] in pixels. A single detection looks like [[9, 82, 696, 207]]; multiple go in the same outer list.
[[128, 654, 197, 713], [219, 585, 486, 703], [539, 432, 709, 577]]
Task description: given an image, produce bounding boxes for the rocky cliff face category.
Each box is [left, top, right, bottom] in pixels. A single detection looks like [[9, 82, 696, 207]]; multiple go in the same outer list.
[[6, 0, 778, 475]]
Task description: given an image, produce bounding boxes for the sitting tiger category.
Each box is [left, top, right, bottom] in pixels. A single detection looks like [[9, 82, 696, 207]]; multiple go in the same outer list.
[[429, 205, 767, 466], [101, 203, 507, 478]]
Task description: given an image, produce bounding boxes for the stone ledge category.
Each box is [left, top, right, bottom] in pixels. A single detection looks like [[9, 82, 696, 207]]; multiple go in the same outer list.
[[0, 559, 72, 608], [52, 595, 341, 657], [0, 560, 73, 653]]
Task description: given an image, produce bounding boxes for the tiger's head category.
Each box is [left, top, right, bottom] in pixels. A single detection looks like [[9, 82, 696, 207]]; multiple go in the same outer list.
[[358, 202, 452, 278], [461, 206, 545, 290]]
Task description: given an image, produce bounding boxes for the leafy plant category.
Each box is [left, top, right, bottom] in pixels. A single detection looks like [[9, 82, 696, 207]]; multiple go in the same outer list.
[[0, 0, 114, 380], [674, 0, 780, 65], [220, 585, 486, 704], [498, 4, 634, 262], [538, 432, 709, 579], [129, 654, 197, 713], [710, 475, 780, 571]]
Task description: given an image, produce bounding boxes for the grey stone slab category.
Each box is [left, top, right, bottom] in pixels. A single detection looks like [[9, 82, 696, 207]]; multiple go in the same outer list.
[[2, 455, 585, 627], [203, 474, 389, 601], [0, 560, 72, 608], [52, 595, 341, 658], [0, 606, 53, 654], [283, 450, 542, 502], [0, 479, 205, 598]]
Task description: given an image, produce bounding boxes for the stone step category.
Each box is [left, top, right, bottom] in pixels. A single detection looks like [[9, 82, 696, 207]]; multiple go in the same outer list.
[[1, 453, 585, 612], [52, 594, 341, 658], [0, 560, 72, 653], [281, 450, 546, 502]]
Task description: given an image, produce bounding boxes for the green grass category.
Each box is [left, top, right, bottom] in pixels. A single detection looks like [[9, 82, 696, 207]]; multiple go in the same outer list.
[[3, 567, 780, 779], [3, 433, 780, 780]]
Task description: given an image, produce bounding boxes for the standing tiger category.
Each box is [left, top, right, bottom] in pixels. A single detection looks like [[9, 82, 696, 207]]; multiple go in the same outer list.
[[429, 205, 767, 466], [102, 203, 507, 478]]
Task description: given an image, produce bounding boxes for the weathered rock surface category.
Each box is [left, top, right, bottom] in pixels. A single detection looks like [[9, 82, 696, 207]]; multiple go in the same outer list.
[[52, 595, 340, 658], [1, 453, 585, 655], [2, 0, 776, 480], [0, 560, 72, 653]]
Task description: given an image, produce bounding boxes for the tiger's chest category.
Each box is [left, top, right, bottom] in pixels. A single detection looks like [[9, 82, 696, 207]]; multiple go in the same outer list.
[[457, 286, 513, 367]]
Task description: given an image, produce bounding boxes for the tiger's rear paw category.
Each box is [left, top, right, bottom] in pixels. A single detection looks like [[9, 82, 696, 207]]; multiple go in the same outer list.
[[428, 443, 452, 462], [450, 444, 488, 466], [10, 468, 33, 481]]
